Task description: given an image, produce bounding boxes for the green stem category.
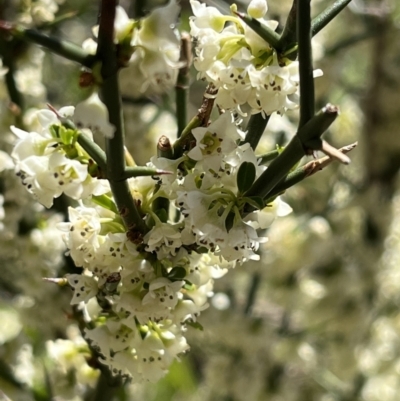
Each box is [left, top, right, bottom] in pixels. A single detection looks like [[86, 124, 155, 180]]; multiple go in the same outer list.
[[77, 132, 107, 173], [97, 0, 148, 234], [277, 0, 298, 53], [38, 11, 79, 29], [89, 369, 123, 401], [245, 105, 338, 200], [312, 0, 353, 37], [244, 272, 261, 315], [3, 23, 97, 69], [173, 115, 201, 158], [0, 37, 24, 126], [173, 84, 217, 158], [157, 135, 173, 159], [265, 142, 356, 201], [123, 166, 172, 179], [155, 136, 174, 222], [298, 0, 314, 128], [258, 149, 280, 164], [176, 33, 191, 138], [234, 11, 280, 49], [265, 159, 322, 203], [242, 113, 270, 150]]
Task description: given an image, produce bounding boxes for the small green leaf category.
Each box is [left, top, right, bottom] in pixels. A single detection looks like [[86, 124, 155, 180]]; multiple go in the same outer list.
[[225, 210, 235, 232], [244, 196, 265, 210], [258, 149, 279, 165], [234, 11, 280, 49], [155, 207, 168, 223], [92, 195, 118, 214], [49, 124, 60, 139], [237, 161, 256, 194], [186, 321, 204, 331], [167, 266, 187, 281], [196, 246, 209, 254]]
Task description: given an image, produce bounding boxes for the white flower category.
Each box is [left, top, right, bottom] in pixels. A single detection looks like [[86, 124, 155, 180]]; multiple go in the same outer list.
[[173, 299, 208, 323], [133, 322, 189, 382], [245, 196, 292, 229], [190, 0, 225, 33], [58, 206, 102, 268], [67, 274, 99, 304], [142, 277, 184, 309], [143, 221, 182, 258], [188, 112, 244, 172], [91, 6, 135, 47], [114, 6, 135, 43], [14, 149, 92, 208], [11, 111, 109, 208]]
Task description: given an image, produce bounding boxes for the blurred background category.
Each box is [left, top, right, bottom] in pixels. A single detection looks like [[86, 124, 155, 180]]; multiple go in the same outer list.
[[1, 0, 400, 400]]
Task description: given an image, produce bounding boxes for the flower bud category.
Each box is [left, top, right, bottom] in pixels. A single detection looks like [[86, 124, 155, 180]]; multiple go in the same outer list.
[[247, 0, 268, 19]]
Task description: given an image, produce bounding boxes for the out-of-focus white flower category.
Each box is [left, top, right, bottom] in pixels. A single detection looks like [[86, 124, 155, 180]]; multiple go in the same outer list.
[[212, 292, 231, 310], [119, 0, 181, 97], [0, 59, 8, 76], [0, 150, 14, 171], [46, 326, 99, 388], [13, 344, 35, 386], [18, 0, 64, 25], [74, 92, 115, 138], [0, 303, 22, 344], [15, 48, 46, 100]]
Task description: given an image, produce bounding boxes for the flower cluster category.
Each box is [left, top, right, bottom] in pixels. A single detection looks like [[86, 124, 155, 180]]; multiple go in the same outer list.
[[190, 0, 321, 116], [11, 108, 109, 208], [8, 0, 298, 385], [10, 105, 290, 382]]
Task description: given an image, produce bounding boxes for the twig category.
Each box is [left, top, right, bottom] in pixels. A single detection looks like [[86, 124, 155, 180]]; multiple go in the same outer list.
[[0, 22, 96, 68], [258, 149, 280, 165], [265, 142, 357, 201], [312, 0, 353, 37], [234, 11, 280, 49], [242, 113, 270, 150], [244, 272, 261, 316], [245, 105, 339, 200], [176, 32, 192, 138], [96, 0, 148, 234], [277, 0, 298, 53], [77, 131, 108, 173], [122, 166, 172, 179], [297, 0, 314, 128], [173, 84, 217, 158]]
